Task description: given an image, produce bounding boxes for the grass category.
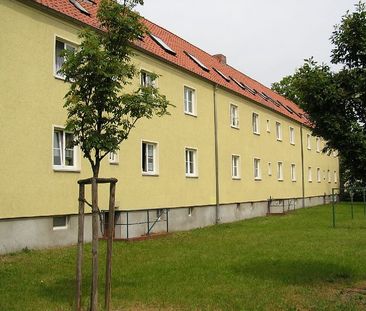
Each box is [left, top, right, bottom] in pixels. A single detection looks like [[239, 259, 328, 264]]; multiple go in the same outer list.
[[2, 203, 366, 310]]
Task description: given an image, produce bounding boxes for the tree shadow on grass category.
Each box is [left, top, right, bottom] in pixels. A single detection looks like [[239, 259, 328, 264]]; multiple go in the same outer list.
[[231, 258, 354, 285]]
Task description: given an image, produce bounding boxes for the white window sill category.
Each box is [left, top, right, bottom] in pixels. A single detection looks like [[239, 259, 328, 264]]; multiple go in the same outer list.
[[231, 125, 240, 130], [109, 162, 119, 166], [290, 143, 295, 146], [54, 74, 65, 81], [184, 112, 197, 117], [308, 180, 313, 183], [53, 167, 80, 173], [142, 172, 159, 177], [292, 180, 297, 182], [186, 174, 198, 179], [253, 132, 260, 136], [254, 177, 262, 181], [232, 177, 241, 180], [277, 138, 282, 142], [277, 179, 284, 182], [53, 226, 68, 231]]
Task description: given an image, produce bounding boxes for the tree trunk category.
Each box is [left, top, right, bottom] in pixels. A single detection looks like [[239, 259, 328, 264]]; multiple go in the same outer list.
[[76, 184, 85, 311], [90, 178, 99, 311]]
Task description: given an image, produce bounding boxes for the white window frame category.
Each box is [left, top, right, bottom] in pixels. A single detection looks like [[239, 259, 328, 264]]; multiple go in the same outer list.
[[291, 164, 296, 182], [52, 125, 79, 172], [289, 127, 295, 145], [231, 155, 241, 179], [54, 36, 77, 80], [252, 112, 260, 135], [140, 70, 156, 88], [184, 86, 196, 116], [317, 168, 321, 183], [328, 170, 331, 183], [316, 138, 321, 153], [185, 147, 198, 177], [308, 167, 312, 182], [53, 216, 69, 231], [254, 158, 261, 180], [275, 122, 282, 141], [109, 151, 119, 165], [141, 140, 159, 176], [307, 134, 311, 150], [230, 104, 239, 128], [277, 161, 284, 181]]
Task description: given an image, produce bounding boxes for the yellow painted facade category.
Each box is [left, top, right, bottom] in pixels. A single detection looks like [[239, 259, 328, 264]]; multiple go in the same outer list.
[[0, 0, 339, 220]]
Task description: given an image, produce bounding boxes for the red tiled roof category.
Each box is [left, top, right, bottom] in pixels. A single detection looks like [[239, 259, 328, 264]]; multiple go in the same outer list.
[[30, 0, 309, 125]]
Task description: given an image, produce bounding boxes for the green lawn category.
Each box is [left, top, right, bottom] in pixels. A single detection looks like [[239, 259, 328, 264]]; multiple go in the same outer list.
[[2, 203, 366, 310]]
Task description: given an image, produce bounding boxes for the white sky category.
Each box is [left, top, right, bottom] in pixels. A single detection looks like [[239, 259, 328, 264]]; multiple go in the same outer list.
[[137, 0, 357, 87]]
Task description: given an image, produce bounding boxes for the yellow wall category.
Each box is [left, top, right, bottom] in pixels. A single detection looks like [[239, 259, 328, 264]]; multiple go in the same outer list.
[[0, 0, 339, 219]]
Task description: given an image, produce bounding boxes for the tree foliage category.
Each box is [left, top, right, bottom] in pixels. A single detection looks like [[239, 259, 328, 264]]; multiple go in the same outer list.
[[272, 1, 366, 184], [60, 0, 171, 177]]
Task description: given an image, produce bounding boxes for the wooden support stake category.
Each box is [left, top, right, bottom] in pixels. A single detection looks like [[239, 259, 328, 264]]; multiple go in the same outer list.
[[105, 182, 116, 311], [91, 178, 99, 311], [76, 184, 85, 311]]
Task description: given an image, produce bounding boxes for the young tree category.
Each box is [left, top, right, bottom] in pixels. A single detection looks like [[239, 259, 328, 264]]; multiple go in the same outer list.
[[59, 1, 171, 309], [61, 0, 170, 178], [272, 1, 366, 185]]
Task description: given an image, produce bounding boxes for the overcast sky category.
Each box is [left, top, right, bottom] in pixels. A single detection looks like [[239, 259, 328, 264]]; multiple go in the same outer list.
[[137, 0, 358, 88]]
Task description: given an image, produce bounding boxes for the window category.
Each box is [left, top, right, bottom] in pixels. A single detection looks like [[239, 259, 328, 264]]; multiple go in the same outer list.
[[232, 155, 240, 179], [307, 134, 311, 150], [308, 167, 312, 182], [291, 164, 296, 181], [185, 148, 198, 177], [109, 151, 119, 165], [188, 207, 193, 217], [275, 122, 282, 141], [142, 142, 158, 175], [254, 158, 261, 180], [268, 162, 272, 176], [55, 39, 76, 79], [230, 104, 239, 128], [277, 162, 283, 181], [140, 71, 155, 87], [252, 113, 260, 134], [53, 128, 78, 170], [184, 86, 196, 115], [53, 216, 68, 230], [328, 170, 331, 183], [289, 127, 295, 145], [317, 168, 321, 182], [316, 138, 321, 152], [266, 120, 270, 132], [334, 171, 338, 183]]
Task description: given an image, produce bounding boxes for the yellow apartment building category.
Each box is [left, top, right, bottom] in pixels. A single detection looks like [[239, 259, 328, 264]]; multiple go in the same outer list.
[[0, 0, 339, 253]]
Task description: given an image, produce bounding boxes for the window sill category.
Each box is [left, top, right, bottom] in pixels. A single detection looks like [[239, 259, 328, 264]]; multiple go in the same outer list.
[[53, 226, 68, 231], [277, 138, 283, 142], [53, 167, 80, 173], [254, 177, 262, 181], [184, 112, 197, 118], [231, 125, 240, 130], [186, 175, 199, 179], [277, 179, 284, 182], [290, 143, 295, 146], [292, 180, 297, 182], [253, 132, 260, 136], [232, 177, 241, 180], [142, 172, 159, 177], [54, 74, 65, 81], [109, 162, 119, 166]]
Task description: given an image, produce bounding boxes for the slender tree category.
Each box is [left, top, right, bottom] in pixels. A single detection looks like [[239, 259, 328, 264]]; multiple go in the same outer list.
[[59, 1, 171, 309], [272, 1, 366, 185], [61, 0, 170, 178]]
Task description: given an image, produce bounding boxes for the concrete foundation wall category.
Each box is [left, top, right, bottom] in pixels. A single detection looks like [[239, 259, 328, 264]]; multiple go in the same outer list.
[[0, 195, 334, 254]]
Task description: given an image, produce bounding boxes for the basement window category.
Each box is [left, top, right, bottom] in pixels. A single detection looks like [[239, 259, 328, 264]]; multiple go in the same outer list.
[[53, 216, 69, 230]]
